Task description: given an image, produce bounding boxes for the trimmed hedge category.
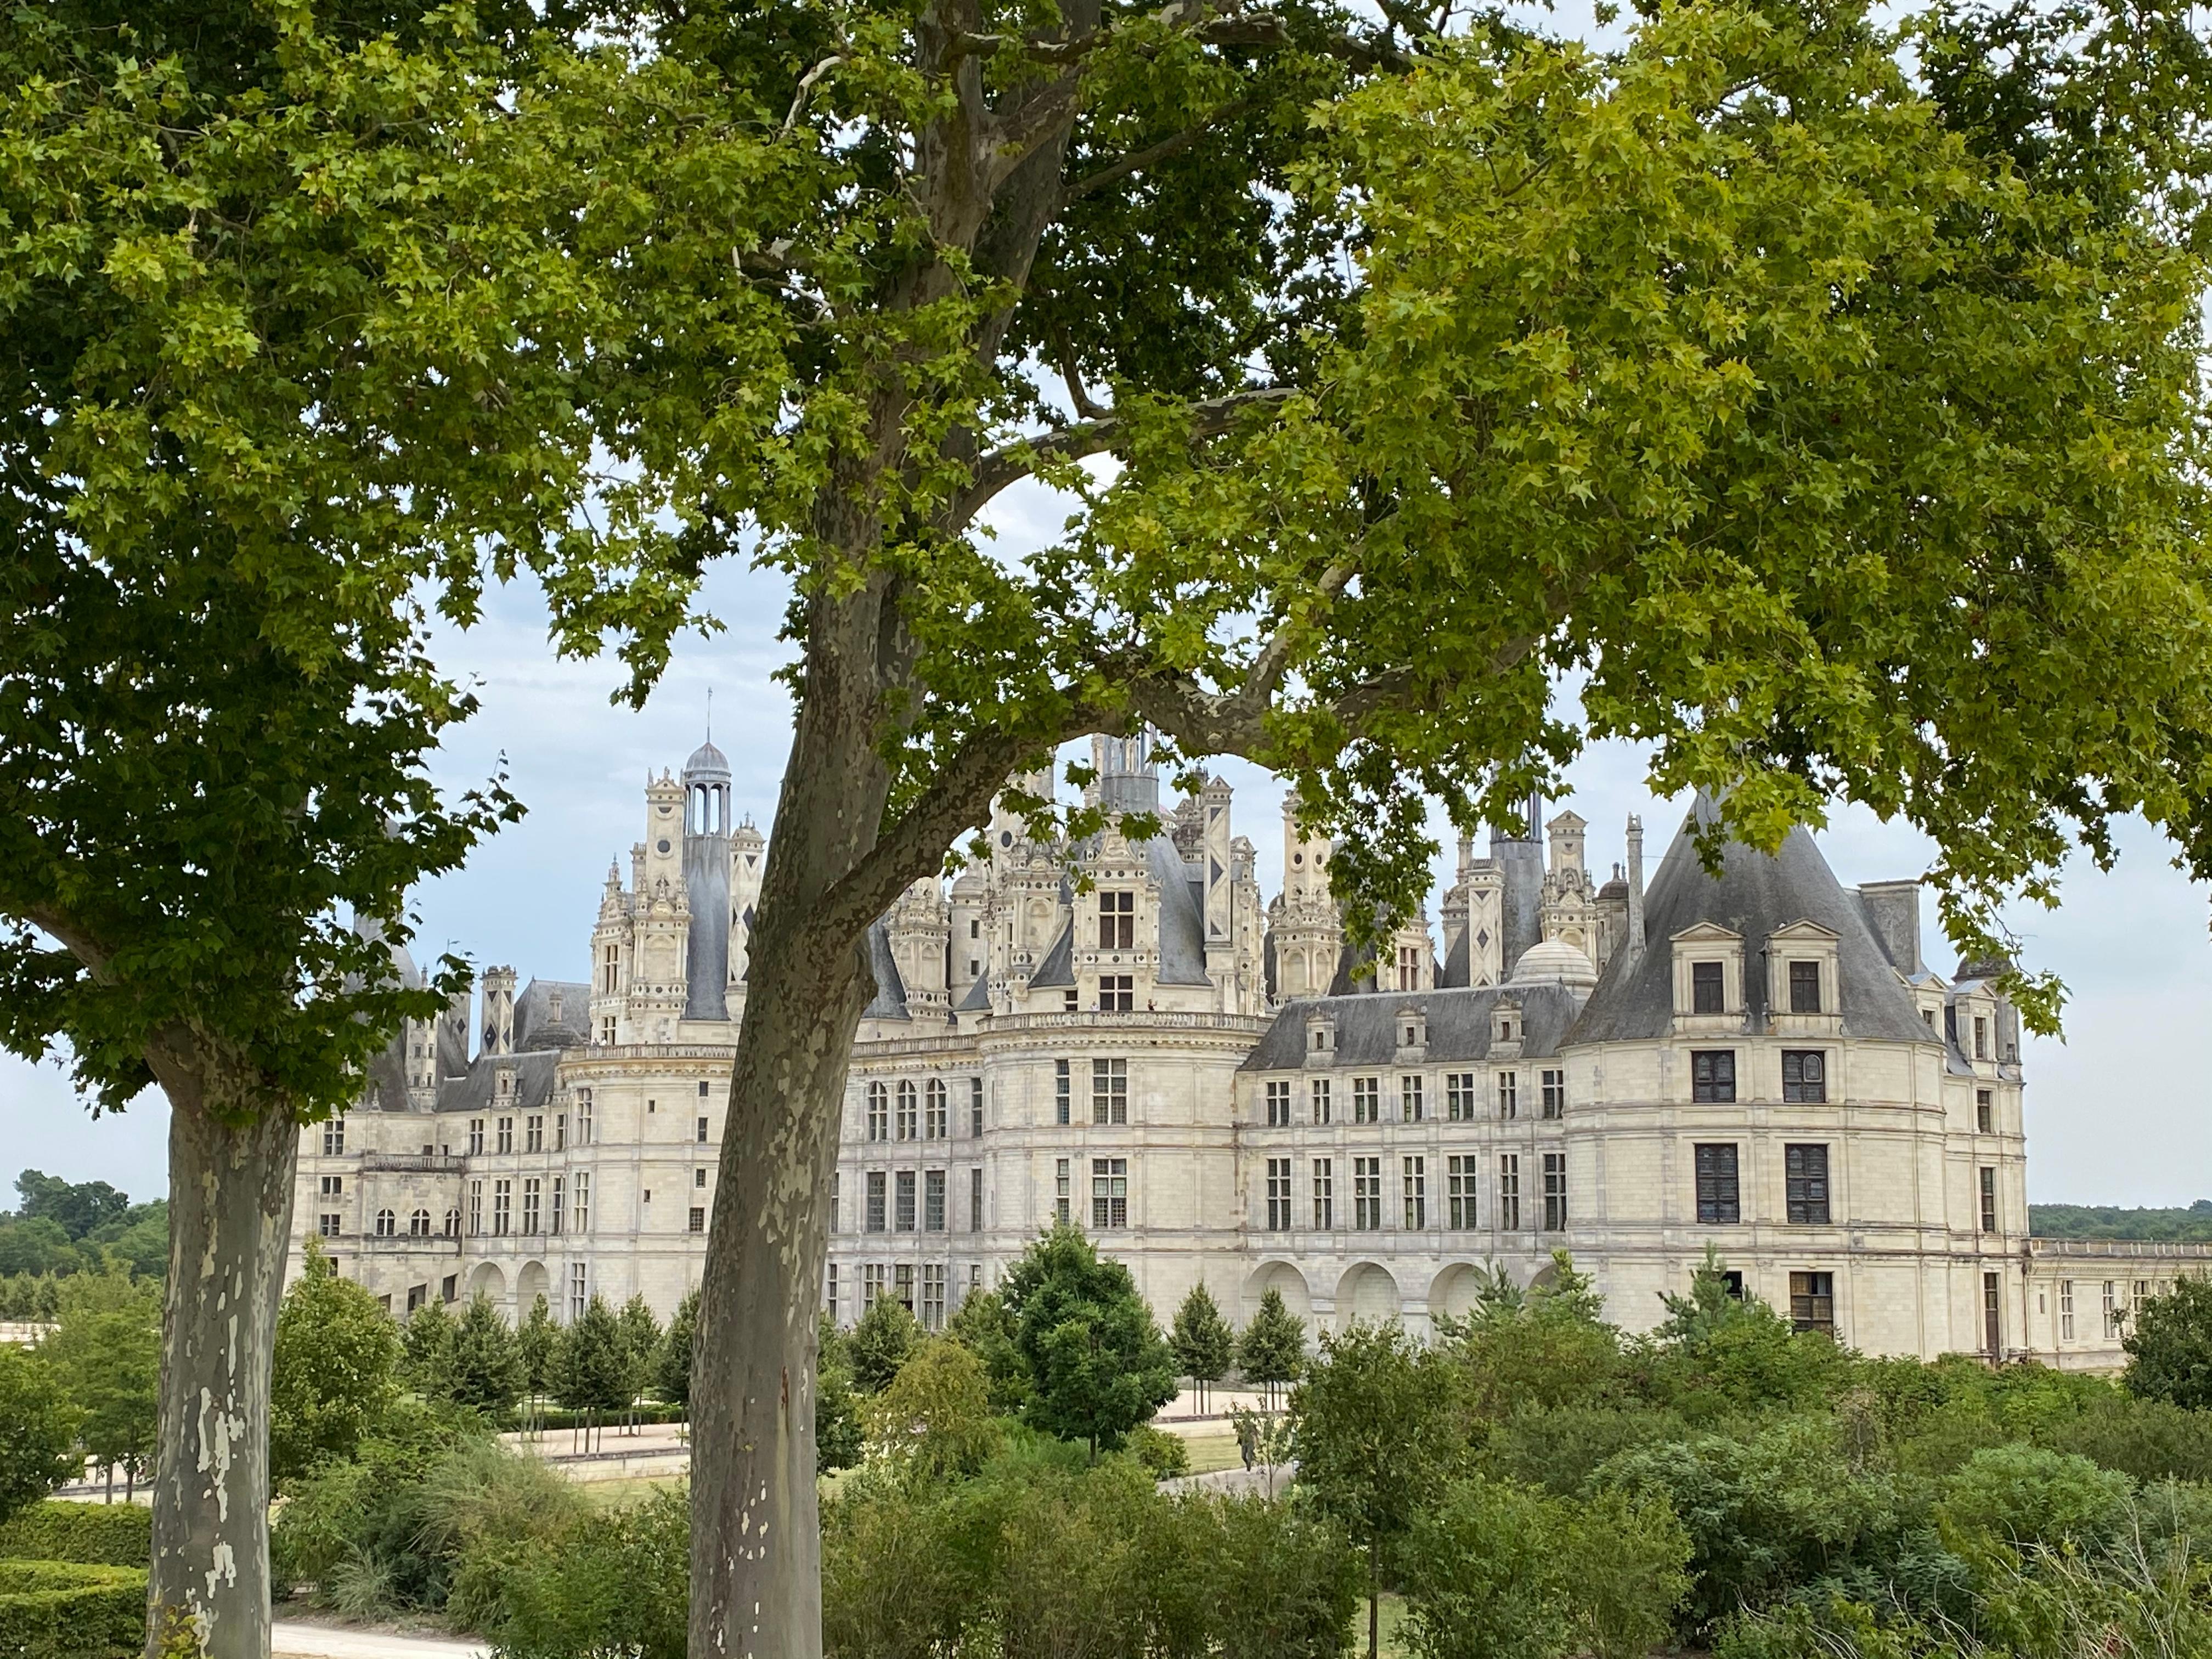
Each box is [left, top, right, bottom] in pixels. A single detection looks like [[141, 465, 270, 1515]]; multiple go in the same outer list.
[[526, 1403, 687, 1431], [0, 1561, 146, 1659], [0, 1504, 149, 1568]]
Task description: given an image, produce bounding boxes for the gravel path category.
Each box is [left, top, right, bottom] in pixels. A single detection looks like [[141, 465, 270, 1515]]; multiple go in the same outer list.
[[272, 1620, 487, 1659]]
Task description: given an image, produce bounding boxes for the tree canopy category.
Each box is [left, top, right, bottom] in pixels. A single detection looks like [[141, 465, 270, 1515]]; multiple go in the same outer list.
[[1000, 1223, 1176, 1457]]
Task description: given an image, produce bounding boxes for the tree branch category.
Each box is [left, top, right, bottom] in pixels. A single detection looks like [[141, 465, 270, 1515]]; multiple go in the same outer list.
[[1063, 99, 1251, 201], [953, 385, 1293, 528], [781, 55, 844, 137]]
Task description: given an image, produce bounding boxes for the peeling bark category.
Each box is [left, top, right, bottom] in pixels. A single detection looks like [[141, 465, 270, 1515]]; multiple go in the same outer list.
[[146, 1083, 298, 1659]]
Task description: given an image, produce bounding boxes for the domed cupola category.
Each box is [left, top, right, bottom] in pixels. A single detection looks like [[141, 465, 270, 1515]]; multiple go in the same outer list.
[[1504, 936, 1599, 990]]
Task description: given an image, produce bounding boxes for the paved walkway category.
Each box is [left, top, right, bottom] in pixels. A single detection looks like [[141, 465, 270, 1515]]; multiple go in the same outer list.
[[273, 1621, 484, 1659], [1161, 1461, 1296, 1500]]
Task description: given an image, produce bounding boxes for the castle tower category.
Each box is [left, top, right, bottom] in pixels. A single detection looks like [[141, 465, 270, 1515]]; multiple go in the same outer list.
[[1269, 793, 1344, 1000], [481, 966, 517, 1056], [1094, 731, 1160, 818], [629, 770, 692, 1040], [729, 818, 766, 995], [681, 738, 733, 1023], [1493, 790, 1545, 980], [1199, 773, 1236, 979], [887, 876, 951, 1017]]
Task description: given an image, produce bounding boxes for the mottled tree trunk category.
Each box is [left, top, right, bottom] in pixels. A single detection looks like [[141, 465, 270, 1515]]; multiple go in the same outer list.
[[146, 1085, 298, 1659]]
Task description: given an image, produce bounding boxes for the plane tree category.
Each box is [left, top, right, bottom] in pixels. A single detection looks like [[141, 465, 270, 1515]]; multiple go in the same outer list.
[[0, 5, 653, 1653], [501, 0, 2212, 1650]]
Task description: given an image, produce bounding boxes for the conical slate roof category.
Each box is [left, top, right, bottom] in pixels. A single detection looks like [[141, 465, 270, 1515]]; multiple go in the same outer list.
[[1569, 796, 1933, 1045]]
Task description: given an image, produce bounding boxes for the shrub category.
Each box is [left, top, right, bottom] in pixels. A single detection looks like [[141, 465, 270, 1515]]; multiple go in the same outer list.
[[1399, 1479, 1576, 1659], [1479, 1405, 1690, 1497], [0, 1560, 145, 1659], [1127, 1424, 1189, 1479], [476, 1484, 688, 1659], [1937, 1444, 2134, 1548], [2042, 1391, 2212, 1483], [0, 1347, 78, 1525], [2124, 1275, 2212, 1411], [0, 1500, 150, 1566]]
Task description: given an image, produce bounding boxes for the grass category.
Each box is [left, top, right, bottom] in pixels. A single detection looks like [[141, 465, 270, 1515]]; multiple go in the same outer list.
[[578, 1475, 686, 1510], [1180, 1432, 1243, 1476]]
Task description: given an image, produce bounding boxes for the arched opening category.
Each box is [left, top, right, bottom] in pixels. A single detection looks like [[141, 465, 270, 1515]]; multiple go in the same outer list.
[[1241, 1260, 1312, 1323], [1336, 1262, 1401, 1331], [467, 1261, 506, 1307], [1429, 1263, 1486, 1321], [1528, 1260, 1562, 1295], [516, 1260, 550, 1313]]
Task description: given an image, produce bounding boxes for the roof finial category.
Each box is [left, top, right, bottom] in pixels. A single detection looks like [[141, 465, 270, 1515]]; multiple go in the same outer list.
[[706, 685, 713, 743]]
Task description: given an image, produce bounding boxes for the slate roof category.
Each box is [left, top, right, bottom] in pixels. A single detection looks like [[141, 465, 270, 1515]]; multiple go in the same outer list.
[[861, 921, 911, 1022], [1030, 834, 1212, 989], [1029, 919, 1076, 989], [1240, 983, 1585, 1070], [1567, 797, 1934, 1046], [515, 978, 591, 1051], [955, 973, 992, 1013], [434, 1048, 562, 1113]]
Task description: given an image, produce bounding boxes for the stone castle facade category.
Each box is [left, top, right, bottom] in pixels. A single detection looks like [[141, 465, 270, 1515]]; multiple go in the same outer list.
[[289, 739, 2208, 1369]]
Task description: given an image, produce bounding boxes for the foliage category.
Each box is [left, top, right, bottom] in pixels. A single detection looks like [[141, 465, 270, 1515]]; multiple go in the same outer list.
[[2124, 1274, 2212, 1410], [475, 1484, 689, 1659], [946, 1288, 1030, 1415], [1126, 1424, 1190, 1480], [554, 1295, 633, 1416], [1291, 1322, 1466, 1656], [1398, 1478, 1576, 1659], [861, 1337, 1004, 1484], [0, 1560, 145, 1659], [2030, 1201, 2212, 1242], [1479, 1404, 1693, 1498], [1936, 1444, 2135, 1549], [0, 1177, 164, 1288], [36, 1269, 159, 1489], [654, 1291, 696, 1408], [269, 1238, 401, 1481], [846, 1295, 922, 1396], [1641, 1250, 1847, 1420], [0, 1501, 149, 1567], [816, 1342, 865, 1475], [1000, 1223, 1178, 1458], [1442, 1251, 1624, 1421], [517, 1295, 560, 1406], [447, 1294, 527, 1419], [1236, 1287, 1307, 1400], [1171, 1283, 1236, 1404], [617, 1295, 663, 1397], [0, 1346, 78, 1526], [402, 1297, 458, 1396]]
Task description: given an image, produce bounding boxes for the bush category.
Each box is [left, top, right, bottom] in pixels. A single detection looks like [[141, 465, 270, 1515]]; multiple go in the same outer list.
[[1127, 1424, 1189, 1479], [2042, 1391, 2212, 1483], [1479, 1405, 1690, 1497], [0, 1560, 146, 1659], [1398, 1479, 1576, 1659], [476, 1484, 689, 1659], [1937, 1444, 2134, 1548], [0, 1501, 150, 1566], [528, 1401, 687, 1431]]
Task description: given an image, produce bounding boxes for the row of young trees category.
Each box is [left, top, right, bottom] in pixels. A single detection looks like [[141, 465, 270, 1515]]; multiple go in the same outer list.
[[5, 0, 2212, 1650], [0, 1268, 162, 1514]]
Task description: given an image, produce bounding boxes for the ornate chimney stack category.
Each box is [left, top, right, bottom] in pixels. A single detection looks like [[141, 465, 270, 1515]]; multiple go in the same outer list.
[[1626, 814, 1646, 959]]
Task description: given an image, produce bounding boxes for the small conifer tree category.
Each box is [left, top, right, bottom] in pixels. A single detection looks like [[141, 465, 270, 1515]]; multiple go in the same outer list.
[[447, 1293, 526, 1419], [1170, 1283, 1235, 1414], [1237, 1286, 1307, 1410]]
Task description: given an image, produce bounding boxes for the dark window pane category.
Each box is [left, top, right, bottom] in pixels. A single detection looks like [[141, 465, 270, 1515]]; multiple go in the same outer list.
[[1785, 1143, 1830, 1224], [1789, 960, 1822, 1014], [1692, 961, 1724, 1014]]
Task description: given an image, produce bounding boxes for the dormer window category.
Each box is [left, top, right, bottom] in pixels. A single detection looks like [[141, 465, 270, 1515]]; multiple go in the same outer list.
[[1788, 961, 1822, 1014], [1098, 890, 1135, 951], [1397, 1010, 1427, 1051], [1692, 962, 1724, 1014]]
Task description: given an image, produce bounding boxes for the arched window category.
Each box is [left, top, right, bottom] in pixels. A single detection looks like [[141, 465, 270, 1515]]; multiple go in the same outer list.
[[374, 1209, 397, 1237], [924, 1079, 948, 1139], [409, 1209, 431, 1237], [442, 1207, 461, 1238], [896, 1081, 918, 1141], [866, 1082, 888, 1142]]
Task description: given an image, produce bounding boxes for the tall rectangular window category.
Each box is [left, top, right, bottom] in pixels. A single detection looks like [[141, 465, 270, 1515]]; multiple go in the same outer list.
[[970, 1167, 984, 1232], [1782, 1051, 1826, 1103], [1982, 1271, 2002, 1356], [318, 1212, 340, 1238], [522, 1177, 541, 1234], [555, 1113, 566, 1152], [1496, 1070, 1517, 1120], [895, 1170, 917, 1231], [1790, 1271, 1835, 1335], [1447, 1156, 1477, 1229], [1979, 1166, 1998, 1233], [1397, 945, 1421, 991], [922, 1264, 947, 1331], [1311, 1077, 1331, 1124], [1498, 1155, 1521, 1231], [1973, 1016, 1989, 1060], [320, 1175, 343, 1199], [493, 1180, 511, 1236], [926, 1080, 949, 1140], [863, 1263, 885, 1310], [867, 1083, 889, 1141], [1541, 1069, 1565, 1119], [1785, 1144, 1831, 1224], [924, 1169, 946, 1232], [1788, 960, 1822, 1013], [1401, 1075, 1425, 1122], [689, 1206, 706, 1234], [1312, 1159, 1335, 1229], [1266, 1080, 1293, 1127], [1695, 1143, 1741, 1224], [577, 1092, 592, 1147], [527, 1115, 545, 1153], [1266, 1158, 1293, 1231], [1099, 890, 1135, 949], [569, 1262, 588, 1323], [894, 1264, 915, 1312], [1692, 960, 1725, 1013], [323, 1118, 347, 1156], [1976, 1089, 1994, 1133], [549, 1175, 563, 1235], [573, 1172, 590, 1233], [1091, 1159, 1128, 1229], [1092, 1059, 1128, 1125], [1542, 1153, 1567, 1231], [1098, 975, 1134, 1012], [1691, 1051, 1736, 1103], [1352, 1158, 1383, 1231], [1446, 1073, 1476, 1121], [2059, 1279, 2075, 1340], [2104, 1281, 2123, 1338], [830, 1172, 840, 1233], [971, 1077, 984, 1137], [469, 1119, 486, 1156], [696, 1115, 709, 1144], [866, 1171, 887, 1233], [825, 1264, 838, 1327], [497, 1116, 514, 1154], [1055, 1061, 1071, 1126], [1402, 1156, 1427, 1230], [1055, 1159, 1071, 1225], [896, 1082, 918, 1140], [1352, 1077, 1380, 1124]]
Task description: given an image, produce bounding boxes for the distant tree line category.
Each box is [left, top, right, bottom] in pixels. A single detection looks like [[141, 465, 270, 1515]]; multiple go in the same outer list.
[[2030, 1200, 2212, 1243], [0, 1170, 166, 1295]]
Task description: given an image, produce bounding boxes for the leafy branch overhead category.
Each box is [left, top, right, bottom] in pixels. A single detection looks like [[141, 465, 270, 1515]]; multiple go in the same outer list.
[[525, 0, 2212, 1028]]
